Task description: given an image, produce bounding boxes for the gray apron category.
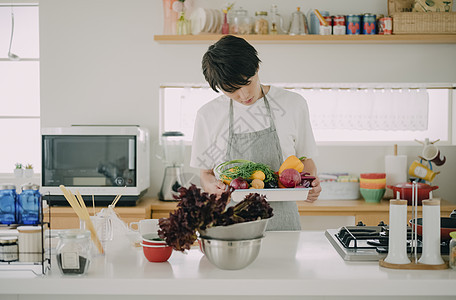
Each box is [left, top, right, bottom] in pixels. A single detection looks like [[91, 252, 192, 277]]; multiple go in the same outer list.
[[225, 88, 301, 231]]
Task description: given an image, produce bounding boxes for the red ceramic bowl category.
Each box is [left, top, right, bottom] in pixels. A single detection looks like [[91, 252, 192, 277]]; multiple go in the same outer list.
[[141, 243, 172, 262], [360, 173, 386, 179]]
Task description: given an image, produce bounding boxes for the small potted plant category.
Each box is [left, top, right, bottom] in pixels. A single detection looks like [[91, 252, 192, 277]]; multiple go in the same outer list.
[[24, 164, 34, 178], [14, 163, 23, 178]]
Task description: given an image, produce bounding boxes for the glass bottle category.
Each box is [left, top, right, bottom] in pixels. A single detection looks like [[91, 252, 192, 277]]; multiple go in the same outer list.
[[254, 11, 269, 35], [450, 231, 456, 269], [176, 12, 190, 35], [269, 5, 287, 35], [17, 183, 41, 225], [230, 7, 251, 35], [0, 184, 17, 225], [56, 229, 91, 276]]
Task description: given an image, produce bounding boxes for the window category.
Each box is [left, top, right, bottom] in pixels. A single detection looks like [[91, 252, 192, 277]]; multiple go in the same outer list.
[[0, 4, 40, 173], [160, 84, 452, 144]]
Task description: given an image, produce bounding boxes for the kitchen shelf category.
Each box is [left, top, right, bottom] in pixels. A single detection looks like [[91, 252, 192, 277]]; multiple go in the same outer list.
[[154, 34, 456, 44]]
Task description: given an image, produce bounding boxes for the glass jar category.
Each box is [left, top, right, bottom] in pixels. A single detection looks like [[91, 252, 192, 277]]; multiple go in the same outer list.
[[230, 7, 251, 35], [269, 5, 287, 34], [0, 184, 17, 225], [450, 232, 456, 269], [18, 184, 41, 225], [0, 236, 18, 262], [56, 229, 91, 276], [254, 11, 269, 35]]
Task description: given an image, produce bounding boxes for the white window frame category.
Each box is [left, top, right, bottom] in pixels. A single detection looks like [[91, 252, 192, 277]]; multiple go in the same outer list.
[[0, 3, 40, 175]]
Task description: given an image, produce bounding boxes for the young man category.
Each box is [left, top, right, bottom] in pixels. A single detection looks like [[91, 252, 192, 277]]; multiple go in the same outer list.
[[190, 35, 321, 231]]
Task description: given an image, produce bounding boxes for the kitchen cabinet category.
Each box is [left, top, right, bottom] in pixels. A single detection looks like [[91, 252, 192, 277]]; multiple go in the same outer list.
[[148, 197, 455, 226], [44, 198, 155, 229], [154, 34, 456, 44], [0, 231, 454, 299]]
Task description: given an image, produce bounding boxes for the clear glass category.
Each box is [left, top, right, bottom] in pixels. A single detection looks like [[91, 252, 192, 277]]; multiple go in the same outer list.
[[0, 118, 40, 173], [17, 187, 41, 225], [176, 12, 190, 35], [56, 229, 91, 276], [230, 7, 251, 35], [160, 133, 185, 166], [0, 187, 17, 225], [269, 5, 287, 35], [42, 135, 137, 187], [0, 6, 39, 59], [254, 11, 269, 35], [450, 238, 456, 269]]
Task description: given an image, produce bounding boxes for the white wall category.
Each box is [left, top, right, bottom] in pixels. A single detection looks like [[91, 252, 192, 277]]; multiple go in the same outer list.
[[31, 0, 456, 203]]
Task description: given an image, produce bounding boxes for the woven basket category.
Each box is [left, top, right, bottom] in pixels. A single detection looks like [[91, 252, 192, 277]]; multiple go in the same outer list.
[[392, 12, 456, 34]]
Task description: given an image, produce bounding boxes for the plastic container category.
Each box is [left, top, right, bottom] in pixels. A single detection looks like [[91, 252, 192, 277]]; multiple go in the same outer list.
[[56, 229, 91, 276], [17, 183, 41, 225], [0, 184, 17, 225], [319, 182, 360, 200]]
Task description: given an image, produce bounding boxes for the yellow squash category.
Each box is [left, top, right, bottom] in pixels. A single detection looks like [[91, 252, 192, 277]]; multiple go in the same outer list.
[[278, 155, 305, 174]]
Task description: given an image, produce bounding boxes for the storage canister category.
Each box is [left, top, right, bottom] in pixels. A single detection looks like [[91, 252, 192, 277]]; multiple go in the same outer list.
[[230, 7, 251, 35], [254, 11, 269, 34], [0, 236, 18, 262], [17, 225, 42, 262], [56, 229, 91, 276], [0, 184, 17, 225], [18, 183, 41, 225]]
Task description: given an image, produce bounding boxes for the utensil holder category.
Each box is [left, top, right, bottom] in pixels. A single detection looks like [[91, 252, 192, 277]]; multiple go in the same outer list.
[[418, 199, 445, 265], [384, 199, 410, 264]]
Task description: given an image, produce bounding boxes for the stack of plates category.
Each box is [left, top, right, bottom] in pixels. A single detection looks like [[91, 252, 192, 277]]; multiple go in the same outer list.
[[190, 8, 223, 35]]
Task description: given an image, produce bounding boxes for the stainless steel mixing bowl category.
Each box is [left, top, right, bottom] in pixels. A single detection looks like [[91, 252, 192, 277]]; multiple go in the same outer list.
[[200, 236, 264, 270], [198, 218, 269, 241]]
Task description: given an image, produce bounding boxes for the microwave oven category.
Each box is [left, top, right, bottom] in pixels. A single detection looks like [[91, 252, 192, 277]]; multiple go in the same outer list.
[[41, 126, 150, 206]]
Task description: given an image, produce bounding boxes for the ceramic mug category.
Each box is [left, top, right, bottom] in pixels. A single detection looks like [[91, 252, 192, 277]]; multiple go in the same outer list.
[[408, 160, 437, 182], [422, 144, 446, 166], [129, 219, 159, 235]]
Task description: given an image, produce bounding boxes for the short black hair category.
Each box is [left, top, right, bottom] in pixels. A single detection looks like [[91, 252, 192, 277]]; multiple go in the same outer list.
[[202, 35, 261, 93]]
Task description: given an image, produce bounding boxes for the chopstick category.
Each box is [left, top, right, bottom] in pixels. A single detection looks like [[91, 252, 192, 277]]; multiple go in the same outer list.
[[92, 195, 96, 216], [110, 185, 127, 207], [59, 185, 104, 254], [314, 9, 329, 27]]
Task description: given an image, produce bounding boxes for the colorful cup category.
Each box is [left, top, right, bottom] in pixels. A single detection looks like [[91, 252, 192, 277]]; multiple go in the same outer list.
[[408, 160, 437, 182]]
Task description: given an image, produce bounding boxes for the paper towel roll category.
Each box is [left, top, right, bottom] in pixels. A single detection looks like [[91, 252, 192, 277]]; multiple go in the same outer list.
[[385, 155, 407, 198]]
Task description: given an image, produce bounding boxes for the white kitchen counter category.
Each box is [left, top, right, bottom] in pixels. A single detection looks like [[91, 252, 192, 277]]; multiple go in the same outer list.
[[0, 231, 455, 300]]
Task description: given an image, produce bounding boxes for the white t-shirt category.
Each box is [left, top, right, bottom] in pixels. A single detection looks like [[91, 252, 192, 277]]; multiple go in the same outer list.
[[190, 86, 318, 170]]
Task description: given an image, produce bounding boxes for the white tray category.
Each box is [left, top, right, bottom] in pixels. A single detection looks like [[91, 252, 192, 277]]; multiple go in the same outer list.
[[231, 188, 311, 202]]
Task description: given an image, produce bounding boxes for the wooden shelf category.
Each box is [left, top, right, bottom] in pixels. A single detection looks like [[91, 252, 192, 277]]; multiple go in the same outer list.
[[154, 34, 456, 44]]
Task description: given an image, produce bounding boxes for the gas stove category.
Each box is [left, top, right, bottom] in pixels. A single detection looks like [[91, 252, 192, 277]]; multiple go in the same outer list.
[[325, 222, 450, 261]]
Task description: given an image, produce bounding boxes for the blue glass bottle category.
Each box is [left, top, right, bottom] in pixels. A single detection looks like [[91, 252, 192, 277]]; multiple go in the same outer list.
[[0, 184, 17, 225], [17, 184, 41, 225]]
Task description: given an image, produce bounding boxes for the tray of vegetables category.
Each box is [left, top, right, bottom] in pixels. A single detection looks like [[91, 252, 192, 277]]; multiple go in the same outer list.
[[214, 156, 316, 202]]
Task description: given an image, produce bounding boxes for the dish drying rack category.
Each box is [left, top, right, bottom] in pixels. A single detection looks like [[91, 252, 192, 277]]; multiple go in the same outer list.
[[0, 194, 51, 275]]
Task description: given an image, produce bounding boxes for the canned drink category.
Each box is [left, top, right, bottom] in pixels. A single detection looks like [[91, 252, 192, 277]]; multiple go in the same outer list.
[[362, 13, 377, 34], [346, 14, 361, 35], [319, 25, 332, 35], [333, 15, 346, 35], [333, 15, 345, 26], [379, 17, 392, 35], [323, 16, 333, 26]]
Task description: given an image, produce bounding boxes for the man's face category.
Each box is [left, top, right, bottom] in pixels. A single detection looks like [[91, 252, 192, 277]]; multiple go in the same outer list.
[[221, 72, 262, 106]]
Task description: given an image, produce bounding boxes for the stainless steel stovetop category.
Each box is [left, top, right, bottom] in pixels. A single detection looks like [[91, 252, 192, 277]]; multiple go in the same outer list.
[[325, 227, 387, 261]]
